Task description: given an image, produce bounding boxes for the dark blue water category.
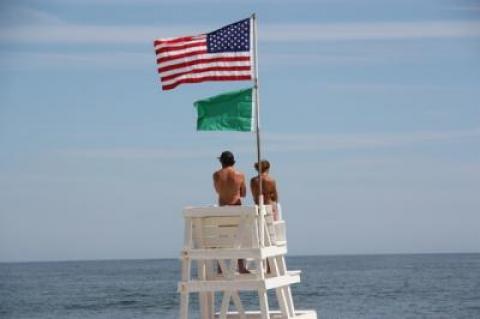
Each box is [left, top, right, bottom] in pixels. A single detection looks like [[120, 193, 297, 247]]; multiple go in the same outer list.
[[1, 254, 479, 319]]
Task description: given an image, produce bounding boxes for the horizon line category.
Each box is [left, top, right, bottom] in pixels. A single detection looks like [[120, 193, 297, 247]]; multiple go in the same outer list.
[[2, 251, 479, 264]]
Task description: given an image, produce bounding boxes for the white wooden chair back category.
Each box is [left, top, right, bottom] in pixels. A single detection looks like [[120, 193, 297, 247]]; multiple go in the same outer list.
[[184, 206, 258, 249], [183, 205, 287, 249], [195, 216, 248, 248]]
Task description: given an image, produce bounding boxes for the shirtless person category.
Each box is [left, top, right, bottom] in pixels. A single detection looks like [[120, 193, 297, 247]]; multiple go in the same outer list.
[[213, 151, 249, 273], [213, 151, 246, 206], [250, 160, 279, 220]]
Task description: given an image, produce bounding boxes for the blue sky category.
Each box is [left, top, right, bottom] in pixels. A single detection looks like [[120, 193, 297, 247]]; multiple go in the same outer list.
[[0, 0, 479, 262]]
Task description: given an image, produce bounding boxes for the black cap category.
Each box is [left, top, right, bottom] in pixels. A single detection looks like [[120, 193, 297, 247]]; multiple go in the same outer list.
[[218, 150, 235, 166]]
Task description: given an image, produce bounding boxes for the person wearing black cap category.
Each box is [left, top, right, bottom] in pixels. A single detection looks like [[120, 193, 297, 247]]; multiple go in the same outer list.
[[213, 150, 249, 273], [213, 151, 246, 206]]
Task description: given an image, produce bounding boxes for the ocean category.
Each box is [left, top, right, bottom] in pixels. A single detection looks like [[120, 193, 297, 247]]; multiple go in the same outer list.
[[1, 254, 479, 319]]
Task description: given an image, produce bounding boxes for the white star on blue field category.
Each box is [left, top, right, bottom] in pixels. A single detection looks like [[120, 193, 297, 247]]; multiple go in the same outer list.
[[207, 18, 250, 52], [0, 0, 479, 262]]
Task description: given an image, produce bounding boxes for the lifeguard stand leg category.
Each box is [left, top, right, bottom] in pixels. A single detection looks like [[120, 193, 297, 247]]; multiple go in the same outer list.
[[179, 256, 191, 319], [199, 260, 214, 319], [258, 289, 271, 319]]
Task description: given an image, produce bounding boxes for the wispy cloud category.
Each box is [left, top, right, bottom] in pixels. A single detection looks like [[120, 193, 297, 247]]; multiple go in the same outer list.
[[320, 83, 480, 93], [261, 52, 371, 66], [0, 51, 372, 70], [61, 148, 210, 159], [2, 20, 478, 70], [0, 51, 153, 70], [2, 20, 479, 45], [59, 145, 253, 160], [447, 3, 480, 12], [60, 128, 480, 160], [263, 127, 480, 152], [0, 6, 64, 26], [31, 0, 344, 4], [0, 25, 205, 44], [263, 21, 480, 42]]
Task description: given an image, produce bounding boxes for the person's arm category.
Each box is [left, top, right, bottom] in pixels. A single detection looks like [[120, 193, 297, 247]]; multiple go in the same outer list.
[[250, 177, 259, 204], [271, 179, 279, 202], [213, 172, 220, 194], [240, 174, 246, 198]]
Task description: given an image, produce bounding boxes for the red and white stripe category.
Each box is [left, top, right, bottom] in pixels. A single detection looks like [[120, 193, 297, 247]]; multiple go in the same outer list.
[[154, 35, 252, 90]]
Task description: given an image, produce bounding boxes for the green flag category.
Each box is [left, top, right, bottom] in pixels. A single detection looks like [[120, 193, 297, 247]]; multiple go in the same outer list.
[[194, 88, 254, 132]]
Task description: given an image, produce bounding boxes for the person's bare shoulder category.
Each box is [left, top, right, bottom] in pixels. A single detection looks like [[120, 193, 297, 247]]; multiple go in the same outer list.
[[251, 175, 275, 184], [234, 169, 245, 179], [272, 177, 278, 189]]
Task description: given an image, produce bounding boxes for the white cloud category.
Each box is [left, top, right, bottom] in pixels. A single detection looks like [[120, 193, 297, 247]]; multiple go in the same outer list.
[[448, 4, 480, 12], [32, 0, 222, 4], [1, 20, 478, 70], [0, 25, 205, 44], [1, 20, 479, 45], [0, 6, 64, 26], [320, 83, 480, 93], [59, 127, 480, 160], [0, 51, 153, 69], [263, 21, 480, 41], [0, 51, 370, 69], [32, 0, 341, 4], [59, 146, 253, 160], [263, 127, 480, 152], [261, 52, 371, 66]]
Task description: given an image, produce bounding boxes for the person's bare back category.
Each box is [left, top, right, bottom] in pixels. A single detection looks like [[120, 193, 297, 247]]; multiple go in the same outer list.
[[213, 167, 246, 205], [251, 174, 278, 205], [250, 160, 279, 219], [213, 151, 246, 206]]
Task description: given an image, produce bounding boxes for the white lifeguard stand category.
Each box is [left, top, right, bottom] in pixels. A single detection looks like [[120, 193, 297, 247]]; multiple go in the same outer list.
[[178, 205, 317, 319]]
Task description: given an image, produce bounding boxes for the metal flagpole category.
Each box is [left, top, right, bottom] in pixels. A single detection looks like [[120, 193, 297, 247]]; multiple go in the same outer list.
[[252, 13, 265, 247]]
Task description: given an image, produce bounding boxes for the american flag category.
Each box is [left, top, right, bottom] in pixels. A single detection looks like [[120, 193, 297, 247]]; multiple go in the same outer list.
[[154, 18, 253, 91]]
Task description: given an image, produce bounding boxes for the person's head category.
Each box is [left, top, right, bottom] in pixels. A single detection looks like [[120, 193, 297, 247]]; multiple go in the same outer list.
[[254, 159, 270, 173], [218, 150, 235, 168]]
